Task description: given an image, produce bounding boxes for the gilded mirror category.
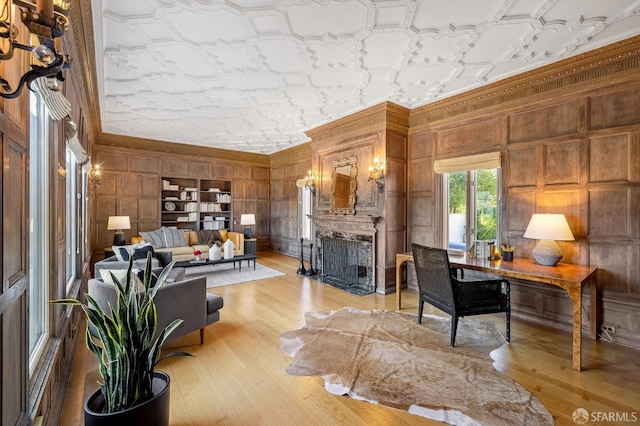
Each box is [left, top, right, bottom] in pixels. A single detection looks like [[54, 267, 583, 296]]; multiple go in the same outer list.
[[329, 156, 357, 215]]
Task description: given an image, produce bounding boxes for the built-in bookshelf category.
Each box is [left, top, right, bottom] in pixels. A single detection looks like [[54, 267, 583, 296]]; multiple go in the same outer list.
[[161, 177, 232, 230], [199, 179, 232, 231]]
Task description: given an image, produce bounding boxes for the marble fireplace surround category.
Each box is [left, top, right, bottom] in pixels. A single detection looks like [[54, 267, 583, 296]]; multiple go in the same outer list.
[[309, 214, 381, 294]]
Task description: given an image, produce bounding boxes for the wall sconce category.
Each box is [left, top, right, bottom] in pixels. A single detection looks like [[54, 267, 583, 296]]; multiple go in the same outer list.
[[304, 170, 316, 195], [88, 163, 102, 189], [368, 157, 385, 192], [0, 0, 70, 99]]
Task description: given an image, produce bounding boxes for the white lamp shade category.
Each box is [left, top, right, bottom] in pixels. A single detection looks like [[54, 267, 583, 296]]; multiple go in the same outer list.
[[240, 214, 256, 226], [107, 216, 131, 230], [523, 214, 574, 241]]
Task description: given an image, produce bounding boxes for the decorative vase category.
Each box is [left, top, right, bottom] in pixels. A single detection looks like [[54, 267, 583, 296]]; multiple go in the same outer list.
[[84, 371, 170, 426], [223, 239, 234, 259], [209, 244, 221, 260], [195, 254, 202, 262]]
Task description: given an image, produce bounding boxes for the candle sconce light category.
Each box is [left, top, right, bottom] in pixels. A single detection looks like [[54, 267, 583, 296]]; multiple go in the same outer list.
[[368, 157, 385, 192], [304, 170, 316, 195], [0, 0, 70, 99], [88, 163, 102, 189]]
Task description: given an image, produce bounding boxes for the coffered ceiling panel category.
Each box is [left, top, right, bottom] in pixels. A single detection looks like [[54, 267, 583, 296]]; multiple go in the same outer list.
[[91, 0, 640, 153]]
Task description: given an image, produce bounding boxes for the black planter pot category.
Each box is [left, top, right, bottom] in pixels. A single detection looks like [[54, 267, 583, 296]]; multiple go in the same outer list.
[[84, 371, 170, 426]]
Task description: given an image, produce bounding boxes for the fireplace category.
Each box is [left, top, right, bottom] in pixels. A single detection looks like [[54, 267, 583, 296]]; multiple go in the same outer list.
[[310, 214, 380, 295]]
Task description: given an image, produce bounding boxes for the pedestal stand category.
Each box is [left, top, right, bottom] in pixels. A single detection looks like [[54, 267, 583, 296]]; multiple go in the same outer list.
[[305, 243, 317, 276], [297, 238, 307, 275]]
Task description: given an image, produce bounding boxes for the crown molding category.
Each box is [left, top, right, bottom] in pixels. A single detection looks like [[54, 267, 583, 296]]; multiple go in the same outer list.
[[409, 36, 640, 131], [270, 142, 312, 167], [66, 0, 101, 144], [306, 101, 409, 143], [96, 132, 270, 164]]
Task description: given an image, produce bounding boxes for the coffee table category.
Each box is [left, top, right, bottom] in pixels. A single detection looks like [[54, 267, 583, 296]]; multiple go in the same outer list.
[[175, 254, 257, 271]]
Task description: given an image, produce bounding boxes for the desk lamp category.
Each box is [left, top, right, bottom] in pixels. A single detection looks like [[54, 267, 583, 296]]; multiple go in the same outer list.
[[523, 213, 574, 266], [240, 214, 256, 239]]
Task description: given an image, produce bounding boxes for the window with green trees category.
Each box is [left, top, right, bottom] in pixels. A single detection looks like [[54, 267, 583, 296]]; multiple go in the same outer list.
[[446, 169, 498, 250]]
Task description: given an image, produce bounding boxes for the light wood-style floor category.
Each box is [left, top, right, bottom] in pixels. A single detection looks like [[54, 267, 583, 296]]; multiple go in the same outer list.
[[61, 252, 640, 425]]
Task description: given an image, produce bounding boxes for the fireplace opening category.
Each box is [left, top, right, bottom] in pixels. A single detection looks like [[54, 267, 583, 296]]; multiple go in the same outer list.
[[318, 235, 374, 296]]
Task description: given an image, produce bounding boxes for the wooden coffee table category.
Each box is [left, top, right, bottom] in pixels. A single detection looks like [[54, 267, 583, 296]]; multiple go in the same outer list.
[[175, 254, 257, 271]]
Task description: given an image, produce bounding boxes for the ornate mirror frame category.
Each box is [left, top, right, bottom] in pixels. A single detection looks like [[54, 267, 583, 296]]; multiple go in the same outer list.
[[329, 156, 357, 215]]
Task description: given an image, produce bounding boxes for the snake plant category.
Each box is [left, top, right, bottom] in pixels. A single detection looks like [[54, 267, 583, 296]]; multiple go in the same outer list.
[[52, 253, 191, 413]]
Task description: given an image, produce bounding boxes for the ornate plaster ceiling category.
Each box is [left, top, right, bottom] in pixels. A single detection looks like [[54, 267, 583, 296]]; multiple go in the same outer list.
[[91, 0, 640, 153]]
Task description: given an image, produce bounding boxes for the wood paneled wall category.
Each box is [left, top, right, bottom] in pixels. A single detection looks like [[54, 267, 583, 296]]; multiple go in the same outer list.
[[408, 37, 640, 348], [269, 144, 312, 258], [92, 143, 271, 253]]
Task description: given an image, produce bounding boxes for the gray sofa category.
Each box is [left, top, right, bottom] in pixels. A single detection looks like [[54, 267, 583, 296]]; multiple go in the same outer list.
[[87, 275, 223, 344]]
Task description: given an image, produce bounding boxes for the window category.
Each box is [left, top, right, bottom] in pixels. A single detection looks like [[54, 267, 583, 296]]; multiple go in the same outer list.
[[28, 91, 49, 371], [300, 187, 313, 240], [444, 169, 499, 252], [65, 148, 78, 288]]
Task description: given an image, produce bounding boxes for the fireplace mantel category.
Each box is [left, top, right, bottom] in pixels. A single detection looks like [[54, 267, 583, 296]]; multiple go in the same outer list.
[[309, 214, 381, 235]]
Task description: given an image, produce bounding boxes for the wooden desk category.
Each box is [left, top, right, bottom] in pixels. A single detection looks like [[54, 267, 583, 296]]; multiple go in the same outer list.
[[395, 253, 597, 371]]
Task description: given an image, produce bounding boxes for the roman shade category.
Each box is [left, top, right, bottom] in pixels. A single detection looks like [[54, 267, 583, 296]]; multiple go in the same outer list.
[[433, 152, 501, 174]]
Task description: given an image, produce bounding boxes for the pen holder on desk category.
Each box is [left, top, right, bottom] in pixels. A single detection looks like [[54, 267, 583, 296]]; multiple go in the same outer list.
[[501, 250, 513, 261]]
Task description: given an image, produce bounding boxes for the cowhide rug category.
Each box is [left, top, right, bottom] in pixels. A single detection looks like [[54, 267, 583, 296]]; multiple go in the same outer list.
[[279, 307, 553, 425]]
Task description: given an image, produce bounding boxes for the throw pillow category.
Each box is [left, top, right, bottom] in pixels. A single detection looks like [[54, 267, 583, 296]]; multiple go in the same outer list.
[[163, 227, 188, 248], [112, 242, 153, 262], [219, 229, 228, 242], [195, 230, 222, 247], [99, 268, 139, 285], [140, 229, 166, 248]]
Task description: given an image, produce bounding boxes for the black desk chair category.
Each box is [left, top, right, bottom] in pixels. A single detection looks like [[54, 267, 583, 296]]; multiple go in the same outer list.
[[411, 243, 510, 346]]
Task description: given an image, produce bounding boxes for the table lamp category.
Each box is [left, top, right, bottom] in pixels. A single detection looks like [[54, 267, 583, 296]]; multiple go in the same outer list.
[[107, 216, 131, 246], [240, 214, 256, 239], [523, 213, 574, 266]]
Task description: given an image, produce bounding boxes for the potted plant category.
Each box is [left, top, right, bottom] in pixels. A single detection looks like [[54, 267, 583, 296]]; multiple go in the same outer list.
[[52, 253, 190, 425]]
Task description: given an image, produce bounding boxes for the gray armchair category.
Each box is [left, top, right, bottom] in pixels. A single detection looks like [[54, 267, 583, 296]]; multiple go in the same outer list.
[[87, 275, 223, 344]]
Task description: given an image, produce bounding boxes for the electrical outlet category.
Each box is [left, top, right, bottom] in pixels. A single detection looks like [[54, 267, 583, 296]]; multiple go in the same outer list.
[[601, 325, 616, 334]]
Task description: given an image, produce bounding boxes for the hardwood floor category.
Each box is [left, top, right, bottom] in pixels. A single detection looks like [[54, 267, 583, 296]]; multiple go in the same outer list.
[[61, 252, 640, 425]]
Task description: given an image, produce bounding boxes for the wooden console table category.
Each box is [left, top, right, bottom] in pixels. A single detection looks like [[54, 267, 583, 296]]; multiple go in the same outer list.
[[395, 253, 597, 371]]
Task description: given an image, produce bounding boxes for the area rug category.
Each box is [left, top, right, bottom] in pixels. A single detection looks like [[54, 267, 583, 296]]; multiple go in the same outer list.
[[184, 262, 285, 288], [279, 307, 553, 425]]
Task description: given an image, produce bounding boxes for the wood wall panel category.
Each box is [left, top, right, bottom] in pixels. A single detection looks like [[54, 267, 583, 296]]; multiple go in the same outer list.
[[508, 147, 538, 187], [141, 175, 159, 197], [161, 159, 189, 176], [130, 155, 160, 173], [409, 131, 433, 159], [542, 190, 587, 238], [590, 244, 634, 295], [253, 166, 270, 181], [588, 189, 632, 238], [189, 161, 210, 177], [589, 87, 640, 129], [409, 158, 432, 193], [117, 174, 141, 196], [544, 140, 582, 185], [436, 118, 503, 156], [506, 190, 537, 233], [211, 163, 233, 179], [509, 102, 580, 142], [234, 164, 252, 180], [589, 134, 633, 182], [98, 153, 129, 172]]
